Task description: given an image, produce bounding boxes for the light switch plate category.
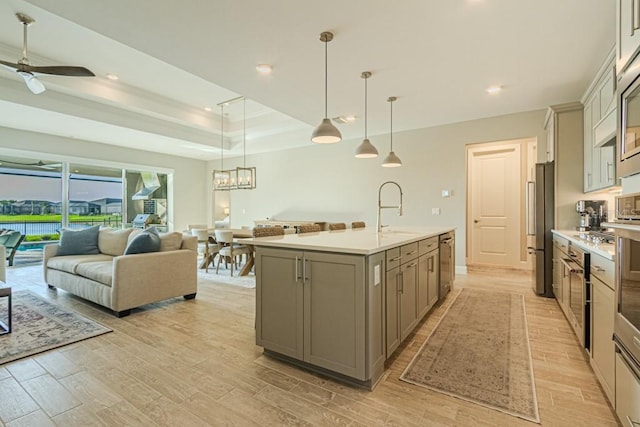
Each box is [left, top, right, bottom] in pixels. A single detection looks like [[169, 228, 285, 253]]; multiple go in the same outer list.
[[432, 208, 441, 215]]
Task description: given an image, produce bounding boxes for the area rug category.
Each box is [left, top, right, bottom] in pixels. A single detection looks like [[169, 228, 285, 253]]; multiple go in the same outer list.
[[0, 291, 112, 365], [400, 288, 540, 423], [198, 266, 256, 288]]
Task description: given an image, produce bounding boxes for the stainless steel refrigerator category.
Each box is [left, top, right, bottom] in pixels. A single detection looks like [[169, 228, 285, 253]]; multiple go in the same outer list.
[[526, 162, 554, 297]]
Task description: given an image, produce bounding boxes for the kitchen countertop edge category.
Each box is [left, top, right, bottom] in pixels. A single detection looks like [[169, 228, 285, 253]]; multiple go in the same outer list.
[[240, 226, 456, 255], [551, 229, 615, 261]]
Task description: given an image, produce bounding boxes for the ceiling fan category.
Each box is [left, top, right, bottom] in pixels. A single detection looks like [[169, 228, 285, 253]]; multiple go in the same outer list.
[[0, 12, 95, 95], [0, 159, 63, 170]]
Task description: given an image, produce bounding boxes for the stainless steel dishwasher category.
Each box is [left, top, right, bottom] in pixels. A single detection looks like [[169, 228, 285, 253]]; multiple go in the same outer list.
[[439, 232, 455, 299]]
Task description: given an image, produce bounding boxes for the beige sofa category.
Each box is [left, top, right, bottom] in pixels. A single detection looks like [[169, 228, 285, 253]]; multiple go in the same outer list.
[[43, 228, 197, 317]]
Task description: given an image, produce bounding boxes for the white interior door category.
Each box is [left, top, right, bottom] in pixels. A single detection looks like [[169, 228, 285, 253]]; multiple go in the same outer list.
[[467, 142, 522, 268]]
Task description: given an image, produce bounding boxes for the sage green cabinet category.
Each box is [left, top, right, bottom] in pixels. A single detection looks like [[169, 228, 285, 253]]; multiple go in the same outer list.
[[617, 0, 640, 74], [385, 266, 400, 356], [591, 273, 615, 404], [399, 259, 419, 341], [418, 249, 439, 319], [255, 247, 367, 379], [583, 51, 616, 192]]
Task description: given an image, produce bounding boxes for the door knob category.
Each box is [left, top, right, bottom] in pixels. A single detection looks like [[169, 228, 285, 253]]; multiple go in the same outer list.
[[474, 219, 479, 223]]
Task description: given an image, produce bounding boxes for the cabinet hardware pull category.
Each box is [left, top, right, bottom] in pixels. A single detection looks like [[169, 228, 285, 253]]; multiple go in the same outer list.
[[607, 162, 613, 182], [406, 250, 417, 256], [406, 262, 417, 268], [592, 265, 605, 272], [304, 258, 310, 283], [428, 257, 434, 272], [295, 256, 301, 281], [391, 256, 402, 262], [398, 271, 403, 293]]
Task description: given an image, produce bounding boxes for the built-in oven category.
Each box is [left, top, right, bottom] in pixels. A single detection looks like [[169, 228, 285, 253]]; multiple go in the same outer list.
[[614, 226, 640, 366], [618, 55, 640, 178], [560, 243, 591, 351]]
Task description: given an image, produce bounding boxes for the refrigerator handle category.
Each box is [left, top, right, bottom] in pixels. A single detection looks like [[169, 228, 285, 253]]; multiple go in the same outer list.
[[526, 181, 535, 236]]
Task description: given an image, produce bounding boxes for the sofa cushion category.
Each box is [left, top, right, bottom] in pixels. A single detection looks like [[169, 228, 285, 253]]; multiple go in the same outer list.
[[57, 225, 100, 256], [99, 228, 134, 256], [159, 232, 183, 252], [75, 261, 114, 286], [47, 254, 114, 274], [125, 227, 161, 255]]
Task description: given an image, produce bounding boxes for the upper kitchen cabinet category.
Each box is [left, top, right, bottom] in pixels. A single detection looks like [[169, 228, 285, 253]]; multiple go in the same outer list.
[[583, 49, 617, 192], [545, 102, 584, 230], [617, 0, 640, 75]]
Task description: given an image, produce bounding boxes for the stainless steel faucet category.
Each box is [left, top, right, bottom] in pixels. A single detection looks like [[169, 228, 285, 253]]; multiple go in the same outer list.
[[377, 181, 403, 232]]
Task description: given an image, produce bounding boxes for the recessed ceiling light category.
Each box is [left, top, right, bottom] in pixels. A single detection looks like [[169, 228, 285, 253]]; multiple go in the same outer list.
[[486, 85, 502, 94], [256, 64, 272, 74], [204, 106, 212, 112], [333, 115, 357, 124], [106, 73, 119, 81]]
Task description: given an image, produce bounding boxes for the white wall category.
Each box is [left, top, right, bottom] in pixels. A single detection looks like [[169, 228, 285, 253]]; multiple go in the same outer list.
[[0, 127, 208, 232], [210, 109, 548, 267]]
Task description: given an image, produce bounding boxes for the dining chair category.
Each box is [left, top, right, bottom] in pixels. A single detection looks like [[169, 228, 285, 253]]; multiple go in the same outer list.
[[351, 221, 366, 229], [328, 223, 346, 231], [298, 224, 321, 233], [192, 229, 218, 272], [215, 229, 250, 276], [253, 226, 285, 237]]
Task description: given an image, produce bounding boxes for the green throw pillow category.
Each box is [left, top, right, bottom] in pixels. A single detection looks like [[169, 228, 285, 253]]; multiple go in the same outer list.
[[124, 227, 161, 255], [57, 225, 100, 256]]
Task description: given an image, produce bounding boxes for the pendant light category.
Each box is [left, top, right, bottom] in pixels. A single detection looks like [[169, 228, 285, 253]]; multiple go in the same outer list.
[[311, 31, 342, 144], [354, 71, 378, 158], [382, 96, 402, 167]]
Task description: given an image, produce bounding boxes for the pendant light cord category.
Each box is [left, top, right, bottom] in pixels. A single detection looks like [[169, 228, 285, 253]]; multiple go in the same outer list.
[[364, 77, 368, 139], [324, 38, 328, 118], [390, 99, 393, 151], [243, 98, 246, 168], [220, 104, 224, 171]]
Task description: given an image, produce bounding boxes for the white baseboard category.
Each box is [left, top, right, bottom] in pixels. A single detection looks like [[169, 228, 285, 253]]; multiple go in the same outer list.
[[455, 265, 467, 275]]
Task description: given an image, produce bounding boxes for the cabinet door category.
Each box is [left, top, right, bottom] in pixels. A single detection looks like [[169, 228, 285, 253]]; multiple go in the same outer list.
[[385, 268, 401, 357], [562, 261, 571, 315], [546, 113, 555, 162], [584, 101, 594, 192], [303, 252, 365, 379], [599, 145, 616, 188], [399, 260, 419, 341], [552, 243, 563, 303], [591, 275, 615, 404], [255, 247, 304, 359], [617, 0, 640, 73], [417, 254, 429, 319], [427, 250, 439, 309], [615, 351, 640, 426]]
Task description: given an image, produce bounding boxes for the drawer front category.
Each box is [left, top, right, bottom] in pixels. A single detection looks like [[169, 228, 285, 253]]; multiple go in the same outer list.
[[386, 247, 401, 271], [590, 252, 614, 290], [553, 235, 569, 255], [419, 237, 438, 256], [401, 242, 419, 263]]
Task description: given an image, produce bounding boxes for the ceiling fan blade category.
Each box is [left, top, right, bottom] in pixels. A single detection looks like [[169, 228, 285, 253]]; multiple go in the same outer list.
[[0, 59, 19, 71], [28, 65, 95, 77], [18, 71, 46, 94]]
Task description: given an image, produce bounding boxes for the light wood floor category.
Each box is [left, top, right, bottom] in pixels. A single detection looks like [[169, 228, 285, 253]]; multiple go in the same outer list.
[[0, 265, 619, 426]]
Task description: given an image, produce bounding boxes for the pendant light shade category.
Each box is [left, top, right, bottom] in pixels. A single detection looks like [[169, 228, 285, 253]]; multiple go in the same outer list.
[[311, 31, 342, 144], [355, 71, 379, 158], [382, 96, 402, 167]]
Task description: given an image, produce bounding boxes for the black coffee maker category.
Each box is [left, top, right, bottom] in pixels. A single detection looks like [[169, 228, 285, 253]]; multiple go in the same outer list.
[[575, 200, 607, 231]]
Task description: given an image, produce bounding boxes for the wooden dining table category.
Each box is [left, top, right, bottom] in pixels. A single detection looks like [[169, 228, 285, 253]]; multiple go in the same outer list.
[[207, 228, 255, 276]]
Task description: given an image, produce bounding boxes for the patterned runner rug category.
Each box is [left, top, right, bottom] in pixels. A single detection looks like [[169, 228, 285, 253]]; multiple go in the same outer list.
[[0, 290, 112, 365], [400, 288, 540, 423]]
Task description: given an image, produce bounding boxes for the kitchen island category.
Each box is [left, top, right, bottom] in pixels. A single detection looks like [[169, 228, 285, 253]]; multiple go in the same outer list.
[[242, 226, 455, 389]]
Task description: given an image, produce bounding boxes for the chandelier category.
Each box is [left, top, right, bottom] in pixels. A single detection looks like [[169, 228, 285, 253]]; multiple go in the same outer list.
[[213, 97, 257, 191]]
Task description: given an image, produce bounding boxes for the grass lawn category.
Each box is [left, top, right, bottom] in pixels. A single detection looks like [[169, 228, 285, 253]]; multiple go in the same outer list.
[[0, 214, 120, 222]]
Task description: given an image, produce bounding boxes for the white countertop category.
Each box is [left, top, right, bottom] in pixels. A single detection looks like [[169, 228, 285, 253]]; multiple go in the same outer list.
[[240, 226, 455, 255], [551, 229, 615, 261]]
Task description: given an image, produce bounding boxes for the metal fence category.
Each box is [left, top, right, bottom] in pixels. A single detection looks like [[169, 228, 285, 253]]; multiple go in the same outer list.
[[0, 218, 123, 237]]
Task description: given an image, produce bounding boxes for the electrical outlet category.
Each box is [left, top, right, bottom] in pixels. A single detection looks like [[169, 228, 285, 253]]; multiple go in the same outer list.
[[432, 208, 441, 215]]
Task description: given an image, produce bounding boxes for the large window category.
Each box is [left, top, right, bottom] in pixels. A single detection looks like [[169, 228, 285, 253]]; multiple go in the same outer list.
[[0, 155, 170, 246]]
